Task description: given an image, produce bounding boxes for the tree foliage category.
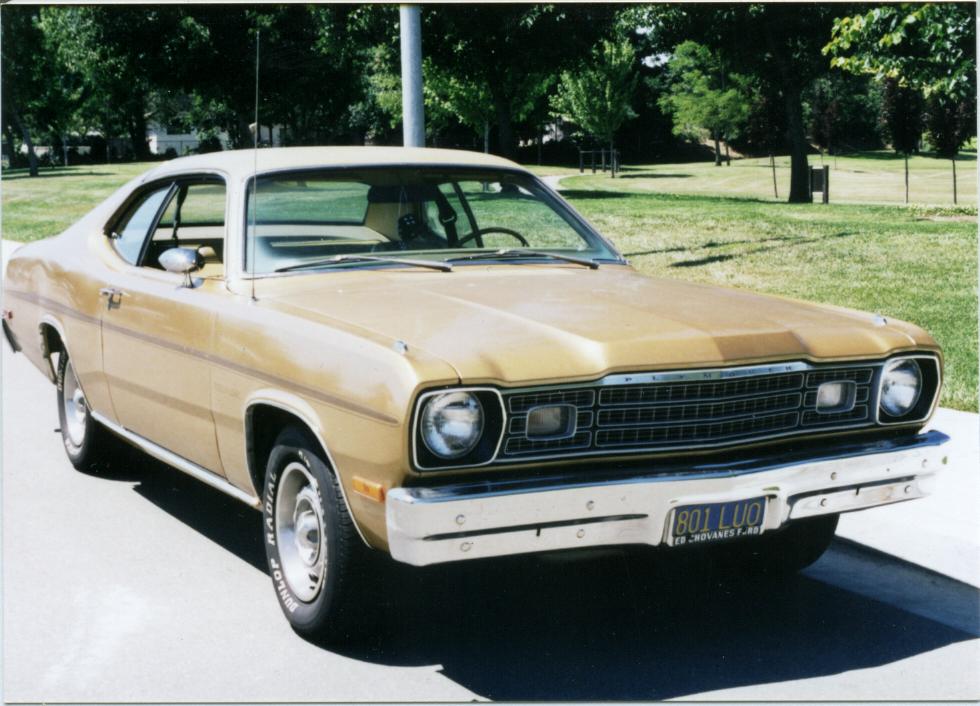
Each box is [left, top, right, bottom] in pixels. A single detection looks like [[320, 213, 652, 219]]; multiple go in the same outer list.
[[552, 38, 638, 150], [2, 2, 975, 180], [880, 77, 924, 155], [657, 41, 748, 164], [639, 3, 841, 202], [805, 74, 884, 153], [825, 3, 976, 100], [423, 5, 616, 158], [924, 93, 975, 159]]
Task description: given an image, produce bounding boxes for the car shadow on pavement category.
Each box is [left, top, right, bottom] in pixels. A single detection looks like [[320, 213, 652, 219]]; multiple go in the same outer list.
[[115, 451, 269, 573], [328, 549, 978, 700], [117, 455, 978, 700]]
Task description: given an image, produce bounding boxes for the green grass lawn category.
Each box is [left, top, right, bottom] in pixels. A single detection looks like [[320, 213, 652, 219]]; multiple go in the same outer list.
[[2, 159, 976, 410], [531, 150, 978, 207], [558, 183, 977, 411], [1, 162, 151, 243]]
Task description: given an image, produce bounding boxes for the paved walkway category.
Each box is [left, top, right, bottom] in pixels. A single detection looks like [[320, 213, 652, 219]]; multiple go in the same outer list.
[[540, 174, 567, 191]]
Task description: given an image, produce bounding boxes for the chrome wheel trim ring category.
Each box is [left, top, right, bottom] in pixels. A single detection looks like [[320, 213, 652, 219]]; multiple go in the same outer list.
[[62, 359, 88, 448], [274, 462, 327, 603]]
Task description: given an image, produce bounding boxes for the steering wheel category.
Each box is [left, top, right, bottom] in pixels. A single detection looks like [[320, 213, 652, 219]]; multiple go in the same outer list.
[[456, 227, 529, 248]]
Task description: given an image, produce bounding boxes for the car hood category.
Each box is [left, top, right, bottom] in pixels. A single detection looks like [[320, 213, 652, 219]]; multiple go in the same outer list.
[[261, 265, 935, 384]]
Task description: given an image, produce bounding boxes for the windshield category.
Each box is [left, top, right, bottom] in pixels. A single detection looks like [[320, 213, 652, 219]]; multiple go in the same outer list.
[[244, 168, 619, 274]]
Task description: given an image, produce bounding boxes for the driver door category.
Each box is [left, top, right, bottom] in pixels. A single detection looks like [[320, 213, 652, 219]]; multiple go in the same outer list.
[[99, 176, 227, 473]]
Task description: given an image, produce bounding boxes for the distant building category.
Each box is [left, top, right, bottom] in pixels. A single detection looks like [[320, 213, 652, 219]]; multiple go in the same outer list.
[[146, 122, 229, 155], [146, 122, 283, 155]]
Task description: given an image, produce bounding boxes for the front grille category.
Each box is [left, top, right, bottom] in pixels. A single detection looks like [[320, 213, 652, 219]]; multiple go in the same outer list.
[[499, 363, 878, 461]]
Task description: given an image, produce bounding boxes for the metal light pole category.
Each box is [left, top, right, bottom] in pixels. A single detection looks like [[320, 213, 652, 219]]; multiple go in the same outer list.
[[400, 4, 425, 148]]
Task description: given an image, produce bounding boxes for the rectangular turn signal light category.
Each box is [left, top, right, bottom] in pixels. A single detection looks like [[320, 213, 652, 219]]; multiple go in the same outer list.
[[352, 476, 386, 503]]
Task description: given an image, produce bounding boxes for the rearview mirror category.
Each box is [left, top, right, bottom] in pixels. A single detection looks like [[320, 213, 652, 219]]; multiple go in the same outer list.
[[159, 247, 204, 288]]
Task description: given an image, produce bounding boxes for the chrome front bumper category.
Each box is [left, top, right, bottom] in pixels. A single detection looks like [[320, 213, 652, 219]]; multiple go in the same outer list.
[[386, 431, 950, 566]]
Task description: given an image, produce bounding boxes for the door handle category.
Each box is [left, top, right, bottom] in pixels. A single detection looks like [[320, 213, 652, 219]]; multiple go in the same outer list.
[[99, 287, 126, 308]]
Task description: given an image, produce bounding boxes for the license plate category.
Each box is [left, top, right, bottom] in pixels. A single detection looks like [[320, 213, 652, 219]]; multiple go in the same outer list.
[[669, 496, 767, 546]]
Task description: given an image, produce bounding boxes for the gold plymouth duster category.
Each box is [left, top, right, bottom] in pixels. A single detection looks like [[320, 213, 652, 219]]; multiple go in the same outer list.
[[2, 147, 948, 640]]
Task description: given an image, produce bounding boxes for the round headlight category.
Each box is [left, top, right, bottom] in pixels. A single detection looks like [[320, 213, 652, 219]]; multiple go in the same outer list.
[[420, 392, 484, 458], [880, 359, 922, 417]]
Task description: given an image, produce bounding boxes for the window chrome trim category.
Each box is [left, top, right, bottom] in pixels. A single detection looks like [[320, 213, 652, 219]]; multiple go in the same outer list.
[[411, 387, 507, 471], [410, 355, 942, 471]]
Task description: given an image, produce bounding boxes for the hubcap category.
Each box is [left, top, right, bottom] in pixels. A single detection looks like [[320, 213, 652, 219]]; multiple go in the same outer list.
[[62, 360, 88, 447], [274, 462, 327, 602]]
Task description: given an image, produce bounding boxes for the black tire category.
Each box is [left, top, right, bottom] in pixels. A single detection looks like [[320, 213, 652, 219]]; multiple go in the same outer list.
[[720, 513, 839, 576], [262, 425, 371, 642], [56, 351, 115, 471]]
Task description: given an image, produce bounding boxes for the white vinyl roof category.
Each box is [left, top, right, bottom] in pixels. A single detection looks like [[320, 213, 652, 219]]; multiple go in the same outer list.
[[139, 145, 526, 183]]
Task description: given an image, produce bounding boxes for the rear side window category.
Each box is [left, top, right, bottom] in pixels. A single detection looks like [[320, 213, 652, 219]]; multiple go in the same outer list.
[[112, 186, 171, 265]]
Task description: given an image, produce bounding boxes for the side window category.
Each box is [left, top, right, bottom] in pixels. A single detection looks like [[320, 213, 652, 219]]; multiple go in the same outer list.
[[112, 186, 171, 265], [153, 181, 226, 242], [146, 179, 227, 273]]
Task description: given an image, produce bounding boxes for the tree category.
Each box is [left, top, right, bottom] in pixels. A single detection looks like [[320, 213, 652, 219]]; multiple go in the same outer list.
[[880, 78, 924, 203], [657, 41, 748, 166], [638, 4, 841, 202], [826, 3, 977, 203], [423, 63, 498, 151], [740, 76, 787, 198], [805, 73, 884, 157], [551, 38, 637, 169], [2, 6, 74, 175], [924, 93, 975, 204], [38, 6, 203, 160], [424, 5, 617, 159], [39, 6, 196, 160], [825, 3, 975, 101]]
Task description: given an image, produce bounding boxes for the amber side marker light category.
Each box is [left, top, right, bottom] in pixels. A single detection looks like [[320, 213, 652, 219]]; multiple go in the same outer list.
[[352, 476, 386, 503]]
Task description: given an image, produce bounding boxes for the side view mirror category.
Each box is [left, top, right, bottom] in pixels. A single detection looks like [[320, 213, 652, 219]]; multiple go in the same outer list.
[[159, 247, 204, 288]]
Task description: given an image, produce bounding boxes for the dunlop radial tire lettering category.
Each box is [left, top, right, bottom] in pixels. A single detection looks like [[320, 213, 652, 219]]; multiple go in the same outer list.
[[262, 425, 374, 643]]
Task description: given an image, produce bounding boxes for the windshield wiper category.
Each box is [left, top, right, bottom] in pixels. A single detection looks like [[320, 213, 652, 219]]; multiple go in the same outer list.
[[444, 249, 599, 269], [274, 254, 453, 274]]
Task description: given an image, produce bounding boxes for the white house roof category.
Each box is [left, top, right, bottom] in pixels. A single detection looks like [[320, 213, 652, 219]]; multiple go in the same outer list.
[[139, 146, 525, 183]]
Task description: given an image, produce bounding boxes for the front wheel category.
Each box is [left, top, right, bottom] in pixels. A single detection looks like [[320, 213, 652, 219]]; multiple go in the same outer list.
[[720, 514, 839, 576], [262, 426, 370, 641]]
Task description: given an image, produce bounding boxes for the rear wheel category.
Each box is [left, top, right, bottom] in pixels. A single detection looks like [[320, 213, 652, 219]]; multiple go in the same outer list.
[[262, 426, 372, 642], [56, 352, 115, 470]]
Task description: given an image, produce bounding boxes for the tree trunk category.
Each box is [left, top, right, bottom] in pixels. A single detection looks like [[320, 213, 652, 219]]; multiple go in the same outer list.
[[128, 105, 151, 161], [904, 154, 909, 204], [609, 138, 615, 178], [783, 87, 810, 203], [724, 140, 731, 166], [3, 121, 18, 165], [537, 123, 543, 165], [713, 130, 721, 166], [9, 105, 38, 177], [952, 156, 957, 205], [234, 115, 254, 150], [493, 98, 516, 160], [770, 153, 778, 199]]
